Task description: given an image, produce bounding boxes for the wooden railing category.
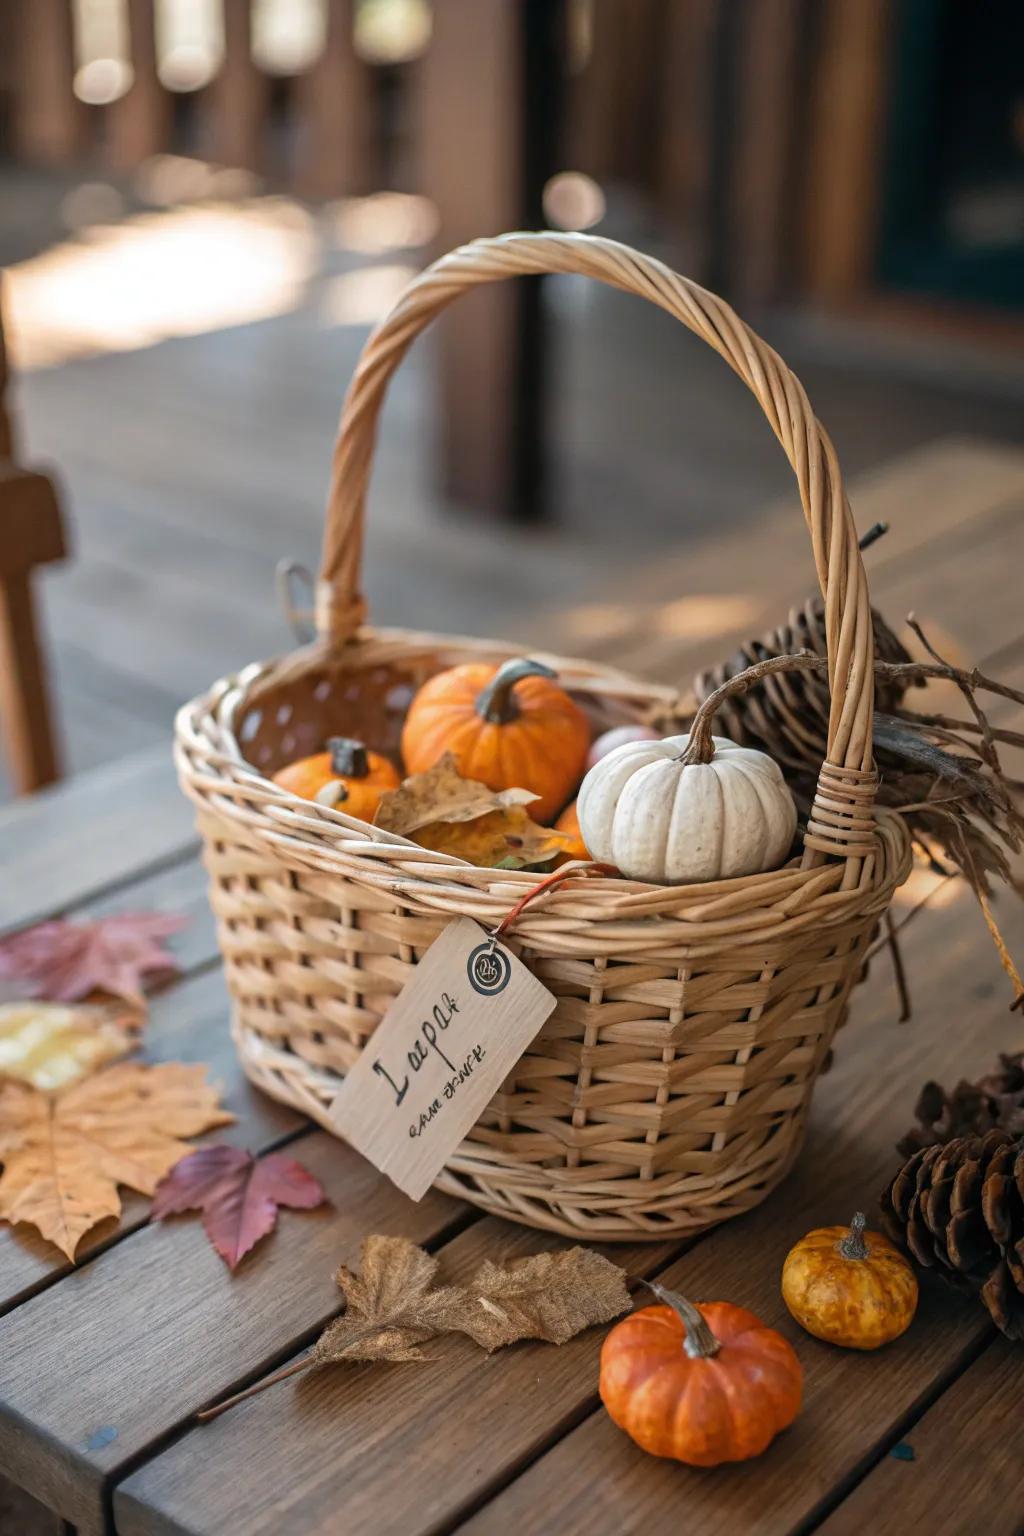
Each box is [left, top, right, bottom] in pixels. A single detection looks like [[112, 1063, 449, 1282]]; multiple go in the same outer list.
[[0, 1, 894, 519], [4, 0, 383, 195]]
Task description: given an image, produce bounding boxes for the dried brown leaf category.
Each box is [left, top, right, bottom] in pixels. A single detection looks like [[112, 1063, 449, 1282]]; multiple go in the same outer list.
[[199, 1234, 634, 1421], [413, 805, 572, 869], [456, 1246, 632, 1351], [374, 754, 538, 838], [312, 1234, 471, 1365]]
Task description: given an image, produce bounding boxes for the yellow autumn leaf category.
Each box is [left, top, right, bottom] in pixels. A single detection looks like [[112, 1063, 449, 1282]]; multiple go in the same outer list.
[[0, 1000, 140, 1091], [414, 806, 572, 869]]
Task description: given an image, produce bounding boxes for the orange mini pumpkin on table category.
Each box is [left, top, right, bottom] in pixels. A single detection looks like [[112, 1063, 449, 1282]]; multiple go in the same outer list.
[[272, 737, 399, 822], [781, 1211, 918, 1350], [400, 657, 590, 823], [599, 1281, 802, 1466]]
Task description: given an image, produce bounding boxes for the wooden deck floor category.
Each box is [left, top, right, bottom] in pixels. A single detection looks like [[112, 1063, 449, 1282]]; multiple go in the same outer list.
[[4, 186, 1024, 799], [0, 434, 1023, 1536]]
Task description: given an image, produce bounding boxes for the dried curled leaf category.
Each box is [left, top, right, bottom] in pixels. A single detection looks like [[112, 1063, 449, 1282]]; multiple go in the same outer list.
[[199, 1234, 633, 1421], [0, 1062, 233, 1259], [0, 999, 141, 1090], [458, 1246, 632, 1351], [413, 806, 572, 869], [374, 754, 538, 838], [314, 1234, 472, 1365]]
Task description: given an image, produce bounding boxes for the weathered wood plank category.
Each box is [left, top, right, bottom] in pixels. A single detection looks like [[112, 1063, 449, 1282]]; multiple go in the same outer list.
[[0, 744, 197, 930], [0, 1472, 67, 1536], [115, 1219, 679, 1536], [816, 1338, 1024, 1536], [0, 1133, 466, 1536], [446, 902, 1024, 1536], [112, 892, 1021, 1536]]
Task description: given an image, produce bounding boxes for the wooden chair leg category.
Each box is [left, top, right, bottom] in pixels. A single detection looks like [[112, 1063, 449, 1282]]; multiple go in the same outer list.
[[0, 573, 60, 794]]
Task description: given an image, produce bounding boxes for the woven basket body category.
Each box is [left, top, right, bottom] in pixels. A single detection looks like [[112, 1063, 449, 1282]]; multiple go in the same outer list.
[[176, 233, 911, 1240]]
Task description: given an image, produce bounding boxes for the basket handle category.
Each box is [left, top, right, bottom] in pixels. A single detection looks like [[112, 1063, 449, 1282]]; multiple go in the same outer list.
[[318, 231, 877, 865]]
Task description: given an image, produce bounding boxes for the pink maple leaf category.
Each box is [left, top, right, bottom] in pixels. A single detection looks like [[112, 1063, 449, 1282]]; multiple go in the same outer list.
[[0, 912, 186, 1004], [151, 1146, 327, 1269]]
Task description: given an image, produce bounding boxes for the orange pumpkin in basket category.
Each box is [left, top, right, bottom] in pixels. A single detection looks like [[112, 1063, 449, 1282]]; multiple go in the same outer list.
[[273, 737, 399, 821], [600, 1284, 802, 1466], [553, 800, 590, 864], [401, 658, 590, 822]]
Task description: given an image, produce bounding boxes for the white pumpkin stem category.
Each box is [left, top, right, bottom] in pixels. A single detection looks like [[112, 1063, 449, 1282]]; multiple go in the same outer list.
[[644, 1279, 721, 1359], [678, 650, 822, 767], [476, 658, 557, 725], [838, 1212, 869, 1261]]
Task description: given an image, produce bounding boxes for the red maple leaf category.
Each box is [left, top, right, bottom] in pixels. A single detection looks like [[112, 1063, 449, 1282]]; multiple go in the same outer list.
[[0, 913, 185, 1004], [150, 1146, 327, 1268]]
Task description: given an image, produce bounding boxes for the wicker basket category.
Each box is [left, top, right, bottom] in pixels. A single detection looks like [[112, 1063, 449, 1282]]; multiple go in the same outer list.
[[175, 231, 911, 1241]]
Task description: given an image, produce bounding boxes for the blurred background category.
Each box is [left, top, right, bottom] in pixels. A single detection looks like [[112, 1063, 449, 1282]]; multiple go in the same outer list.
[[1, 0, 1023, 803]]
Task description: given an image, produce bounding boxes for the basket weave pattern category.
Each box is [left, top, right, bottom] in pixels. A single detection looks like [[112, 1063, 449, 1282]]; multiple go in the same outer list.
[[176, 233, 911, 1239]]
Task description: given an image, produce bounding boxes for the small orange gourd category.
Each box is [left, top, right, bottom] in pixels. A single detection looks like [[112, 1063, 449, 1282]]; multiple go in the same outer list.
[[599, 1282, 802, 1466], [272, 737, 399, 822], [781, 1211, 918, 1350], [553, 800, 590, 865], [400, 658, 590, 823]]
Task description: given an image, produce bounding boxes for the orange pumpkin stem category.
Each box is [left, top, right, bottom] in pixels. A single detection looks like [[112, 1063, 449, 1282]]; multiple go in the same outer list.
[[328, 738, 369, 777], [475, 658, 557, 726], [837, 1211, 869, 1261], [645, 1279, 721, 1360]]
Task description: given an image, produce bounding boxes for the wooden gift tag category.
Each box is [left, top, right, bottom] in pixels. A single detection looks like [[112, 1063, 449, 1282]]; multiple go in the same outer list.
[[328, 918, 557, 1200]]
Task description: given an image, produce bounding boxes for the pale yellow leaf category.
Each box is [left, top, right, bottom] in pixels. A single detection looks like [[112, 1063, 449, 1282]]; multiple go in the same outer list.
[[0, 1000, 140, 1091]]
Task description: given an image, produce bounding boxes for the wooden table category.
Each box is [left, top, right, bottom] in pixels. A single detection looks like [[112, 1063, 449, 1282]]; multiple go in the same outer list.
[[2, 439, 1024, 1536]]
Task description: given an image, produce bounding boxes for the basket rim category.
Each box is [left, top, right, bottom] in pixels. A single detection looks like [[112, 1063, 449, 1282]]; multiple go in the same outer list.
[[174, 627, 913, 931]]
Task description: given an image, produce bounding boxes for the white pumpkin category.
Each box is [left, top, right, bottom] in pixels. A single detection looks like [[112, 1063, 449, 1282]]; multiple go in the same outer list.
[[576, 733, 797, 884]]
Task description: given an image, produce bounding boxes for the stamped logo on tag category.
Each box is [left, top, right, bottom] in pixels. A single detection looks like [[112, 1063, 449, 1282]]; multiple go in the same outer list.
[[328, 917, 557, 1200]]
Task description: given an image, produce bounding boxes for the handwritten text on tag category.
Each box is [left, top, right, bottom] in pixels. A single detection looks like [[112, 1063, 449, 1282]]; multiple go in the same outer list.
[[328, 918, 556, 1200]]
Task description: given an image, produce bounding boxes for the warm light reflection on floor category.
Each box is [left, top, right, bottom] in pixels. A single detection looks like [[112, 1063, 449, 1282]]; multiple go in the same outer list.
[[653, 593, 760, 640], [891, 860, 967, 911], [6, 184, 439, 370], [5, 199, 318, 370], [563, 593, 760, 645], [319, 265, 420, 327], [329, 192, 439, 254]]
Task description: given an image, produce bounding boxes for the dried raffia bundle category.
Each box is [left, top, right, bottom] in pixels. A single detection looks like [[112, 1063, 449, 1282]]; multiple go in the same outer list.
[[693, 602, 1024, 1007], [880, 1129, 1024, 1340]]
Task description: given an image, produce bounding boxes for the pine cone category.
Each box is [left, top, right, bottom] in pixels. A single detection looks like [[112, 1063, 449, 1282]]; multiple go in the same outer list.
[[898, 1052, 1024, 1156], [692, 599, 913, 790], [692, 599, 1024, 923], [881, 1130, 1024, 1339]]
